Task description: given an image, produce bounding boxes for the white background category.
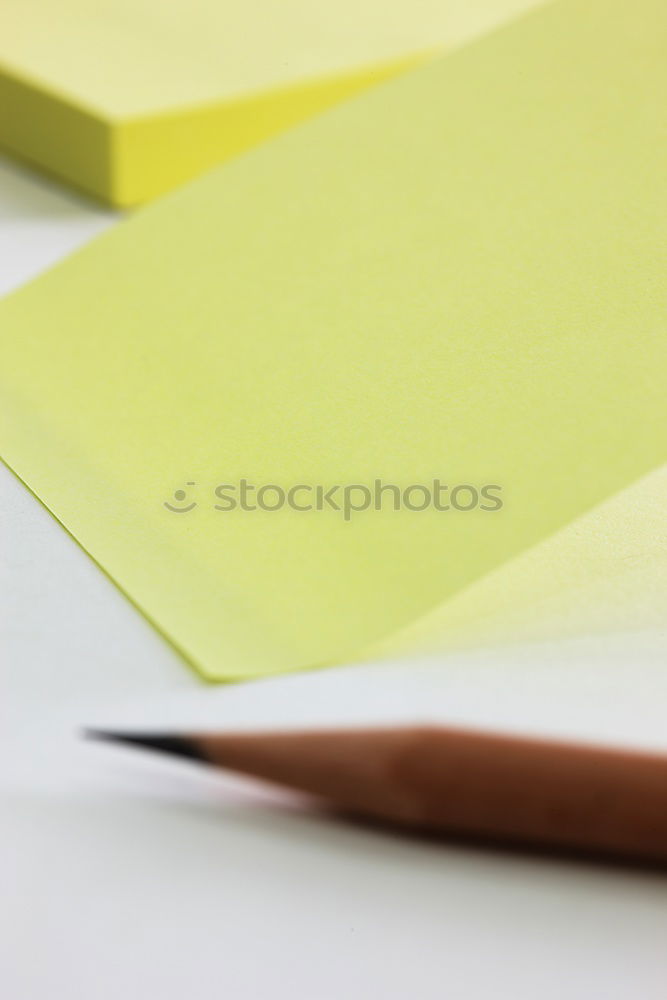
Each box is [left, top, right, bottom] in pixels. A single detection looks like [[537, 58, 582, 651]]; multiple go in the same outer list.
[[1, 154, 666, 999]]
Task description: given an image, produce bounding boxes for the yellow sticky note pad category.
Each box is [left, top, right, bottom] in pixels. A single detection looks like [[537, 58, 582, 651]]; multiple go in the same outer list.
[[0, 0, 665, 680], [0, 0, 540, 205]]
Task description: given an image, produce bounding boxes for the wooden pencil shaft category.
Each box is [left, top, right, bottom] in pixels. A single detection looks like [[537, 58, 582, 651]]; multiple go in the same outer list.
[[194, 727, 667, 862]]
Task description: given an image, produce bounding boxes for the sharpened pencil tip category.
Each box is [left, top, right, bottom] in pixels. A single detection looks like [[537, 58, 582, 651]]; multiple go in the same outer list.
[[83, 729, 208, 764]]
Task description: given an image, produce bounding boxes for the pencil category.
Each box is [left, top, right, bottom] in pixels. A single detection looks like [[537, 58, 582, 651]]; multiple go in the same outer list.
[[87, 726, 667, 864]]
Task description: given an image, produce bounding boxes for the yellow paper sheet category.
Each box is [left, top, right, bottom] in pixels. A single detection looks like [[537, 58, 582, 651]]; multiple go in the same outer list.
[[0, 0, 665, 681], [374, 465, 667, 658], [0, 0, 541, 205]]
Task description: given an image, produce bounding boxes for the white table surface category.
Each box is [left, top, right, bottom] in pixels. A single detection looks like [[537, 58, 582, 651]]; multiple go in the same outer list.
[[1, 155, 666, 1000]]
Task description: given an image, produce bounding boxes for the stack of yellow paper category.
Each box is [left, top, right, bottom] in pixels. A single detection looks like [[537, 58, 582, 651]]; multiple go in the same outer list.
[[0, 0, 540, 205], [0, 0, 665, 680]]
